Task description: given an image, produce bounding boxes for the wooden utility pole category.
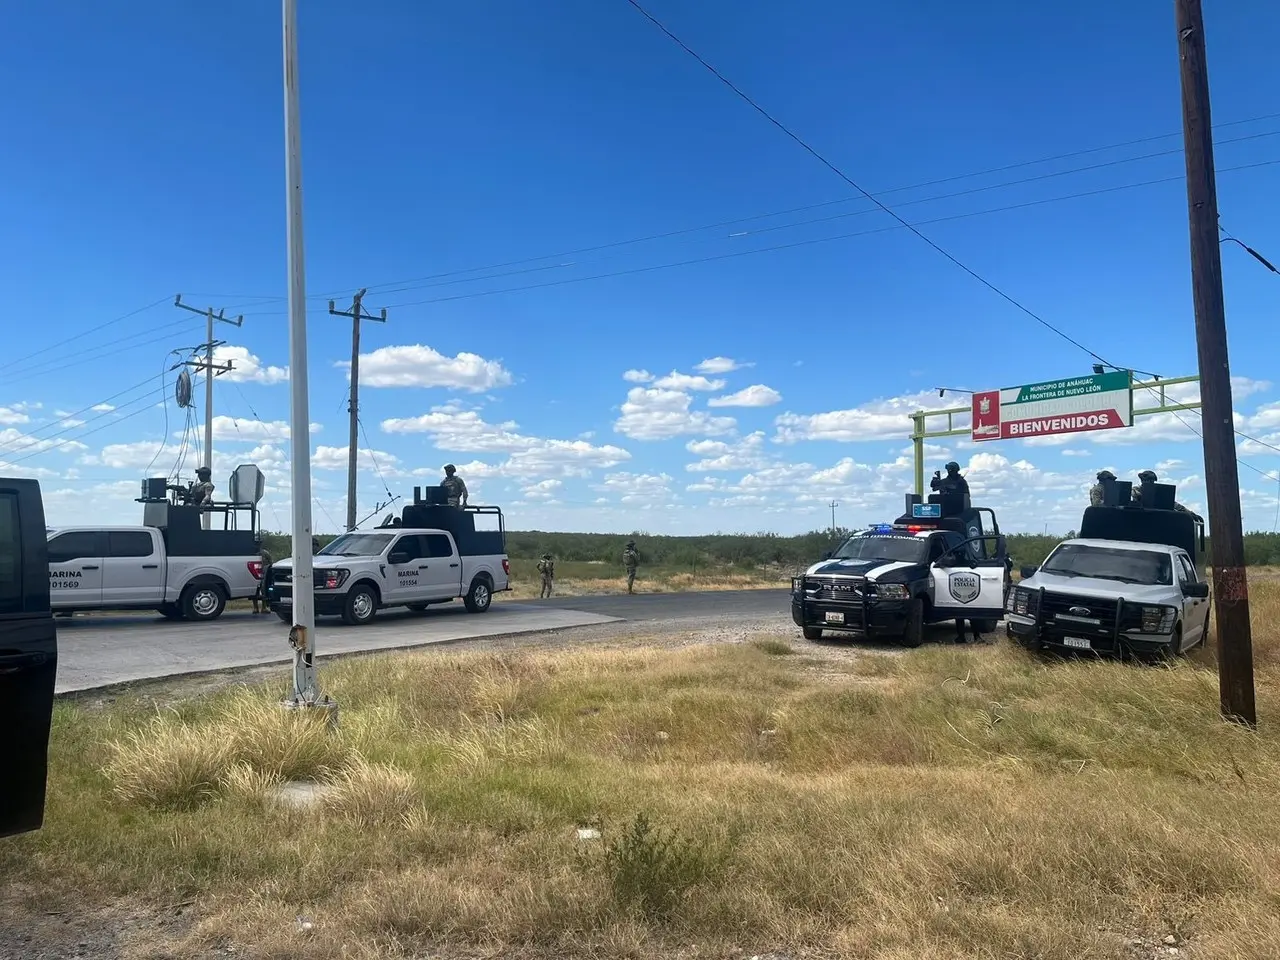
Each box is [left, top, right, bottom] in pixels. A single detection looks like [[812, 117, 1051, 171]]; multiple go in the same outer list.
[[1175, 0, 1256, 726], [328, 290, 386, 531], [174, 295, 244, 529]]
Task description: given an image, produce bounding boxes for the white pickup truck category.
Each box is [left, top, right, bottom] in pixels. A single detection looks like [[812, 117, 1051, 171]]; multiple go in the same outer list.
[[46, 525, 264, 621], [267, 526, 510, 626]]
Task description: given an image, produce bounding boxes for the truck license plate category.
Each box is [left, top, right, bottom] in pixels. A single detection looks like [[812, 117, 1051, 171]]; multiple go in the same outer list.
[[824, 611, 844, 624], [1063, 636, 1091, 650]]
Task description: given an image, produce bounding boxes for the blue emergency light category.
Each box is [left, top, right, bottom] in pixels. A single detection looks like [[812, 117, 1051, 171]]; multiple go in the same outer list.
[[912, 503, 942, 519], [870, 523, 894, 534]]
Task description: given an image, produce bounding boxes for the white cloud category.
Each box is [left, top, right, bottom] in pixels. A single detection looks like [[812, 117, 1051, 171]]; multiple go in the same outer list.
[[213, 345, 289, 385], [0, 406, 30, 425], [81, 440, 167, 470], [774, 390, 958, 444], [623, 369, 654, 384], [1061, 449, 1091, 457], [382, 408, 631, 477], [685, 432, 769, 472], [1247, 401, 1280, 433], [652, 371, 726, 392], [0, 428, 88, 458], [615, 387, 737, 440], [708, 384, 782, 408], [521, 478, 563, 502], [311, 444, 402, 473], [595, 471, 676, 506], [91, 403, 116, 413], [348, 344, 513, 392], [695, 357, 752, 375], [207, 416, 322, 443]]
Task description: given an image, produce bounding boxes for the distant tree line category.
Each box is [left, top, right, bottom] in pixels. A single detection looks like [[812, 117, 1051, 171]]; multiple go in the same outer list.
[[257, 528, 1280, 571]]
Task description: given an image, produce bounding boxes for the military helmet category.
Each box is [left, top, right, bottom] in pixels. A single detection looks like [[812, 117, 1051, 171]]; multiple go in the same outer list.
[[443, 463, 456, 475], [542, 553, 551, 559], [944, 461, 961, 473], [195, 466, 211, 478], [626, 539, 636, 547], [1096, 469, 1115, 481], [1138, 470, 1158, 482]]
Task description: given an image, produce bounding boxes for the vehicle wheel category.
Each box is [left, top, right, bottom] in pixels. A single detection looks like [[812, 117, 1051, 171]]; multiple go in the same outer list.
[[1200, 607, 1211, 649], [464, 577, 493, 613], [974, 618, 998, 634], [275, 608, 291, 623], [900, 597, 926, 648], [802, 626, 823, 641], [1164, 623, 1186, 659], [341, 584, 378, 626], [157, 603, 184, 621], [181, 583, 226, 622]]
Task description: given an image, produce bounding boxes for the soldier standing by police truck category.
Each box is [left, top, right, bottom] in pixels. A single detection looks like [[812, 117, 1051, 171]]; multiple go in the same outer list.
[[623, 540, 639, 594], [441, 464, 468, 508]]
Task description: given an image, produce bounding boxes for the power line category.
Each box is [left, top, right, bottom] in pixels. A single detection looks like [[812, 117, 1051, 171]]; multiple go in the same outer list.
[[0, 296, 171, 375], [195, 109, 1280, 309], [376, 158, 1280, 308], [3, 316, 204, 387], [0, 373, 166, 456], [623, 0, 1133, 367]]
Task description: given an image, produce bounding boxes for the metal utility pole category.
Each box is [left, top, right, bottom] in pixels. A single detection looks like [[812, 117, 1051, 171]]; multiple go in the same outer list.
[[1175, 0, 1256, 726], [328, 290, 387, 531], [829, 500, 839, 538], [281, 0, 332, 720], [174, 295, 244, 529]]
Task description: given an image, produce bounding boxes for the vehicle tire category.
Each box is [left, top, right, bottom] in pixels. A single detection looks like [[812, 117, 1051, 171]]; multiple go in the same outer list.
[[1200, 607, 1211, 650], [157, 603, 184, 621], [974, 618, 998, 634], [341, 584, 379, 626], [275, 608, 291, 623], [463, 577, 493, 613], [1164, 623, 1185, 659], [900, 597, 926, 648], [181, 582, 226, 622], [802, 626, 823, 641]]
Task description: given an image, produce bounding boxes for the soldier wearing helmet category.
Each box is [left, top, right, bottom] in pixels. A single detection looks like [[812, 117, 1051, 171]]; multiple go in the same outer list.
[[930, 460, 970, 502], [441, 463, 468, 508], [623, 539, 639, 594], [186, 465, 215, 506], [1131, 470, 1200, 518], [1089, 469, 1116, 507]]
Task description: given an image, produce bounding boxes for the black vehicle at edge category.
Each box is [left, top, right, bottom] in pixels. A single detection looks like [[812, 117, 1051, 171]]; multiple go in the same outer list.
[[791, 489, 1012, 647], [1, 477, 58, 838]]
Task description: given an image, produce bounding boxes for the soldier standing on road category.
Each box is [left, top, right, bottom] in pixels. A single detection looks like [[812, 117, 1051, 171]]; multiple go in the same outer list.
[[537, 553, 555, 598], [441, 463, 468, 508], [623, 540, 639, 594], [253, 539, 273, 615], [1089, 469, 1115, 507]]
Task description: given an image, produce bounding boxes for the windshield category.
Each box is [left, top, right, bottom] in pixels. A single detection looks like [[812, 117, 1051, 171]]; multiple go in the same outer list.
[[1040, 544, 1173, 586], [831, 534, 927, 564], [317, 533, 394, 558]]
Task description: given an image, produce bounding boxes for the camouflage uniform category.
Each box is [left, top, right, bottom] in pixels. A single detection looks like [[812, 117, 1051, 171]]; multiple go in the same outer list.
[[1089, 470, 1115, 507], [1131, 471, 1199, 517], [536, 554, 555, 598], [441, 465, 468, 508], [187, 467, 215, 506], [623, 542, 639, 594]]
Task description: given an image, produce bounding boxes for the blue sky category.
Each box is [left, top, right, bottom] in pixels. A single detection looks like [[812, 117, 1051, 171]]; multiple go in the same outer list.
[[2, 0, 1278, 536]]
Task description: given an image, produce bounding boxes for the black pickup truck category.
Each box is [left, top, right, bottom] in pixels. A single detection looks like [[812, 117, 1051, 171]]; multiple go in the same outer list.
[[1, 477, 58, 838]]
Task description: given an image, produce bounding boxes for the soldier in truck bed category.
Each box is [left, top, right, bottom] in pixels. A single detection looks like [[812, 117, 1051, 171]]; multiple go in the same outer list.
[[1131, 470, 1201, 519], [441, 464, 468, 508]]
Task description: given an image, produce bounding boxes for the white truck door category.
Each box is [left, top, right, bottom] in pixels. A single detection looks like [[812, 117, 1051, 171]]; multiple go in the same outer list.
[[103, 530, 163, 606], [1176, 553, 1208, 647], [421, 533, 462, 599], [928, 533, 1007, 622], [383, 534, 428, 604], [46, 530, 106, 606]]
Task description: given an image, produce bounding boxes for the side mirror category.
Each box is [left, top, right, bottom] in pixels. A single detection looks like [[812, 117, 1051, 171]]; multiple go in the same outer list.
[[1183, 581, 1210, 599], [387, 551, 410, 565], [1020, 565, 1038, 580]]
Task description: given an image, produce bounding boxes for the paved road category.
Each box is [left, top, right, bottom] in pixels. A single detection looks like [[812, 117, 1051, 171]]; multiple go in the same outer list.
[[53, 589, 790, 694]]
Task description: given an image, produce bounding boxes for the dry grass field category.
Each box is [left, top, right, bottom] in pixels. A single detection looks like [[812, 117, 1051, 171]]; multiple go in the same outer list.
[[4, 579, 1280, 959]]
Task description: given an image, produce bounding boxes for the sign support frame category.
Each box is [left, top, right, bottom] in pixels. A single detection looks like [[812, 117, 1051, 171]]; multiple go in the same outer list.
[[910, 374, 1203, 496]]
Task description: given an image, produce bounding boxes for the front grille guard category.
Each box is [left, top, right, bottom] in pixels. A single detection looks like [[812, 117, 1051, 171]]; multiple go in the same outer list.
[[795, 577, 870, 628], [1028, 586, 1130, 656]]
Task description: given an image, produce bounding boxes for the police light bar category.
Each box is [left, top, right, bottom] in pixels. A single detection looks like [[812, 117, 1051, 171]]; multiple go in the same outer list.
[[870, 523, 894, 534]]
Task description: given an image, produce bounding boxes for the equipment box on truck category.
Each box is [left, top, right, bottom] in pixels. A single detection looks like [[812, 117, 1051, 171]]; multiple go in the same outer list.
[[268, 487, 510, 626]]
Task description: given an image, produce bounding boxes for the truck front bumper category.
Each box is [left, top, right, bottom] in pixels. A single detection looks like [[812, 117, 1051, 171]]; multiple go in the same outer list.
[[790, 595, 910, 637], [267, 585, 348, 618], [1006, 614, 1176, 657]]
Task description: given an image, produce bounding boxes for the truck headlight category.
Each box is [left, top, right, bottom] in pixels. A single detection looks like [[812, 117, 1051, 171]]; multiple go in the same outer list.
[[792, 577, 804, 594], [1138, 605, 1177, 634], [875, 583, 909, 600], [316, 568, 350, 590], [1008, 586, 1035, 617]]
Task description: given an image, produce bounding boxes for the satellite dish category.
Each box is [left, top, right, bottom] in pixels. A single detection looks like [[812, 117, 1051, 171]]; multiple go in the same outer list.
[[175, 369, 193, 409]]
